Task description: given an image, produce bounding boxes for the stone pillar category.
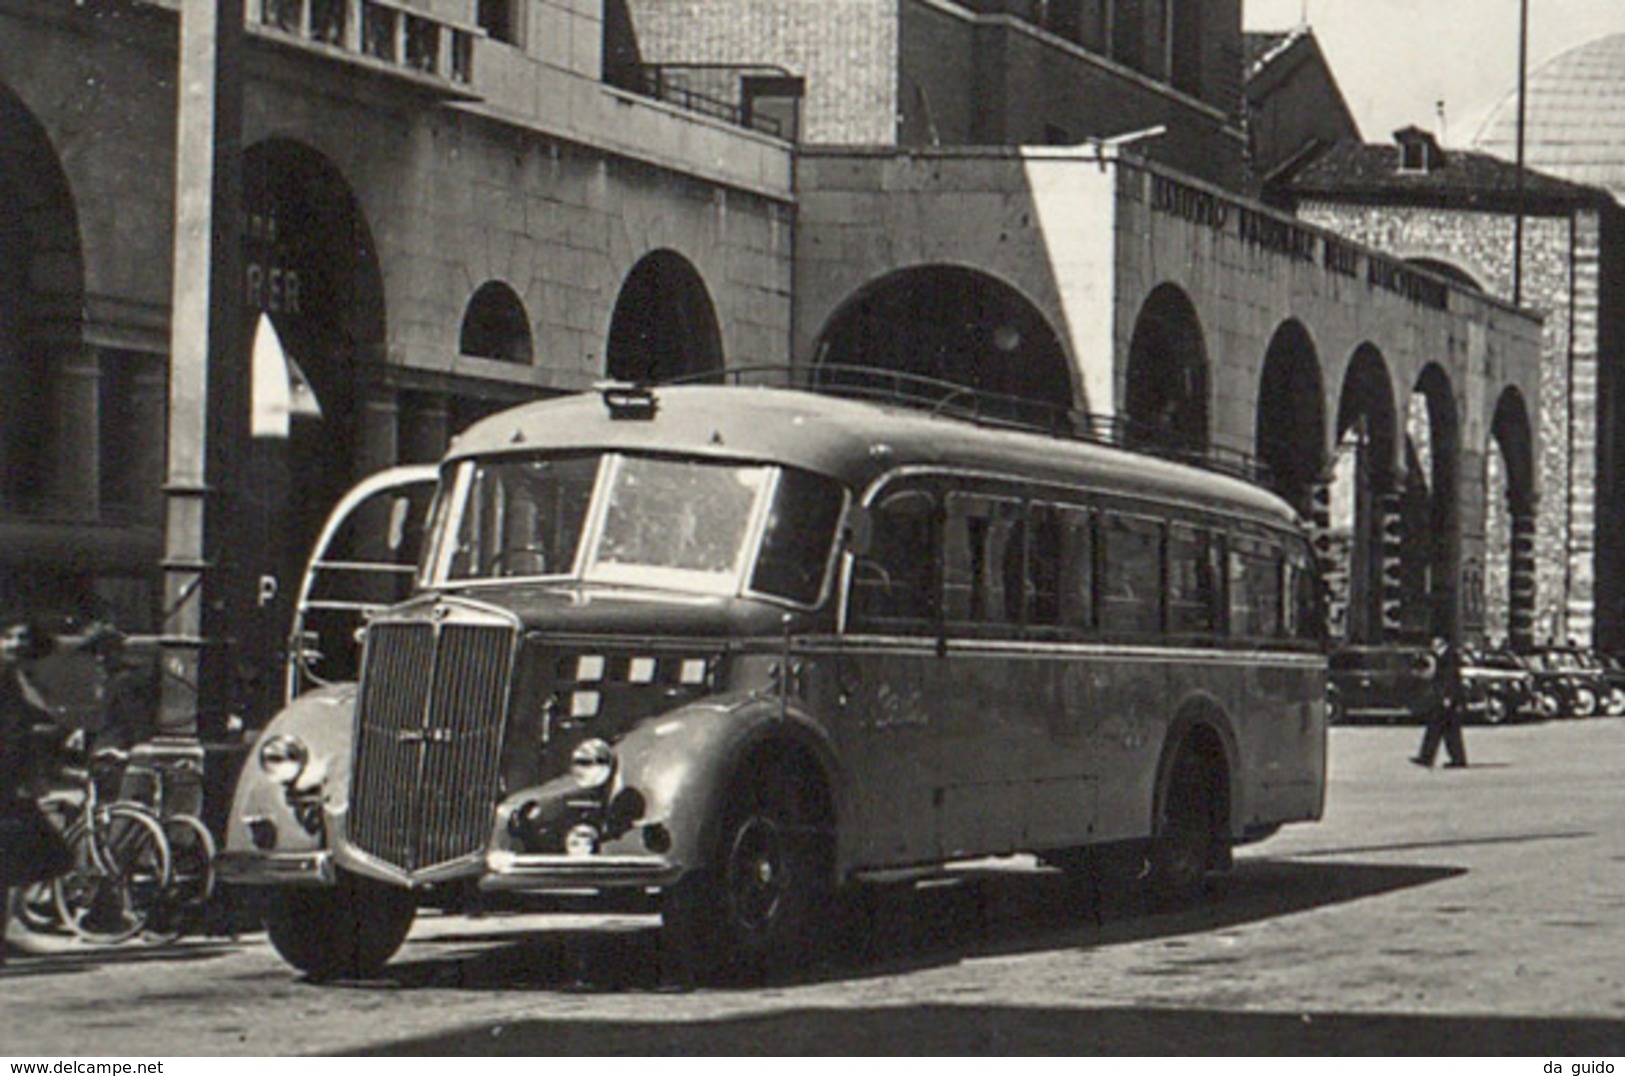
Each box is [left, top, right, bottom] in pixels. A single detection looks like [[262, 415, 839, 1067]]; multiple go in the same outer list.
[[130, 362, 170, 528], [50, 345, 102, 519], [1377, 484, 1405, 643], [359, 385, 401, 477], [401, 391, 450, 464], [1510, 511, 1539, 652]]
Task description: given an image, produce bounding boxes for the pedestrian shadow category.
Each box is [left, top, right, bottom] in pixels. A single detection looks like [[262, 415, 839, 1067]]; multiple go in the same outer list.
[[348, 1003, 1625, 1056], [357, 857, 1464, 994]]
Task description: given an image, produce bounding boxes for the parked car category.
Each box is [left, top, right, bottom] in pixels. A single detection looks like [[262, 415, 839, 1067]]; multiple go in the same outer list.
[[1594, 652, 1625, 716], [1328, 645, 1436, 724], [1458, 646, 1535, 724], [1520, 647, 1610, 718]]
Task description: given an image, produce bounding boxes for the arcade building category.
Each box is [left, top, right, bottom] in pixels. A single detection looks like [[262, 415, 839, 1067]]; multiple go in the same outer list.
[[0, 0, 1543, 736]]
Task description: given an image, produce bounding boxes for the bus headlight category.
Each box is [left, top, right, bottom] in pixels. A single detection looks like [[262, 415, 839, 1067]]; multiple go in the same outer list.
[[570, 738, 616, 790], [258, 733, 310, 785]]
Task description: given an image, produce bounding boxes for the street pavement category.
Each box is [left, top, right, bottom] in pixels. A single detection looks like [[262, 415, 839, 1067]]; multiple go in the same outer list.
[[3, 718, 1624, 1055]]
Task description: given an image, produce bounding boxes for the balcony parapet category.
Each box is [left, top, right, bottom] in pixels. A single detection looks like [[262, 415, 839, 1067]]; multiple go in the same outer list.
[[248, 0, 481, 99], [607, 63, 802, 141]]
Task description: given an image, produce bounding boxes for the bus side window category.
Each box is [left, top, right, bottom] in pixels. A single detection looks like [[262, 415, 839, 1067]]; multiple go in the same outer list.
[[1031, 503, 1092, 633], [1228, 535, 1283, 640], [1168, 522, 1220, 637], [944, 494, 1022, 628], [1101, 512, 1163, 636], [1284, 542, 1321, 643], [850, 487, 939, 631]]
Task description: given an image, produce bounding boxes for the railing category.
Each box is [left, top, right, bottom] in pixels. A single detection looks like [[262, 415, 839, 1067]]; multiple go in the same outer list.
[[252, 0, 477, 90], [609, 64, 800, 140], [662, 364, 1273, 487]]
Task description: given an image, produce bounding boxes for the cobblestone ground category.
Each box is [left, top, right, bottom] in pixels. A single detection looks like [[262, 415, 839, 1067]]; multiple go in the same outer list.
[[3, 720, 1624, 1055]]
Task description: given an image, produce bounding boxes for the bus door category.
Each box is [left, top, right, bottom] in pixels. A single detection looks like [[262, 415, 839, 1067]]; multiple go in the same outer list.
[[285, 464, 439, 702], [935, 493, 1098, 858], [837, 484, 944, 867]]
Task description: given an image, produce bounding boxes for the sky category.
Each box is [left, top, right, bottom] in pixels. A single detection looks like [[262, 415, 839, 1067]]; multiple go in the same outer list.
[[1244, 0, 1625, 147]]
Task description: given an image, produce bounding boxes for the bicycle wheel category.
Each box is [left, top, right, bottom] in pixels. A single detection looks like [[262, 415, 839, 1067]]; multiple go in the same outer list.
[[12, 880, 63, 934], [54, 805, 171, 945], [144, 814, 216, 944]]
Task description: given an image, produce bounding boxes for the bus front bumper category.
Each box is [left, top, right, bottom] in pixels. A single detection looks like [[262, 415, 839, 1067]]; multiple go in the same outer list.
[[216, 849, 336, 886], [479, 850, 682, 892]]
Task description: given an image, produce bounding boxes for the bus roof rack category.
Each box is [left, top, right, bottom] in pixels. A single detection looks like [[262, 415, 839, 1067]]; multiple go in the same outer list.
[[658, 364, 1273, 488]]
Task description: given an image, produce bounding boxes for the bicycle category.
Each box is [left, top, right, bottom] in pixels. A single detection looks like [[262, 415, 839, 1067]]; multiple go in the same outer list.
[[50, 749, 172, 944], [122, 746, 216, 943]]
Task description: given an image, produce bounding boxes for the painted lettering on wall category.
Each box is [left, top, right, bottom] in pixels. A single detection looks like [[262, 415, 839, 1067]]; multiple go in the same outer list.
[[244, 211, 302, 315], [1148, 174, 1451, 311]]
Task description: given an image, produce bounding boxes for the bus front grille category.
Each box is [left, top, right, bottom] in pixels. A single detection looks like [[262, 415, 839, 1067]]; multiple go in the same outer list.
[[348, 620, 514, 875]]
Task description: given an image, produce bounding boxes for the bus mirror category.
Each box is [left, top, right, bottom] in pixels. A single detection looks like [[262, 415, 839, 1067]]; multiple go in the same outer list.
[[842, 507, 872, 555]]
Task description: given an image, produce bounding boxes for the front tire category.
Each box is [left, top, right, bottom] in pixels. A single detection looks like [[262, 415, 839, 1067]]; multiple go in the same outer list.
[[662, 762, 832, 983], [265, 870, 416, 981]]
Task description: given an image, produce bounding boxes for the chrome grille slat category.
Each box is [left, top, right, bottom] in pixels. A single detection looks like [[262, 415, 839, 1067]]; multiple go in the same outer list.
[[350, 618, 513, 875]]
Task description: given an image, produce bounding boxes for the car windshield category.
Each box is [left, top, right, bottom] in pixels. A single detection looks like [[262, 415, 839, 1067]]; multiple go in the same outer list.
[[426, 452, 844, 603]]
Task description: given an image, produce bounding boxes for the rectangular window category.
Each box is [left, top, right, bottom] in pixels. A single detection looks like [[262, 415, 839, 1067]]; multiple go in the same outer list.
[[1168, 523, 1221, 637], [1229, 535, 1283, 640], [1100, 512, 1162, 635], [1284, 541, 1322, 643], [945, 494, 1026, 628], [1030, 503, 1094, 634], [849, 487, 940, 632]]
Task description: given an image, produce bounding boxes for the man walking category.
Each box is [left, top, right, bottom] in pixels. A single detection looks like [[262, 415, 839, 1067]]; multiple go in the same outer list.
[[1413, 635, 1468, 769]]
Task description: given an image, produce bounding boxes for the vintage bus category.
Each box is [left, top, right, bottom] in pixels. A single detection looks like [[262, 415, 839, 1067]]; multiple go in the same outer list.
[[219, 374, 1327, 981]]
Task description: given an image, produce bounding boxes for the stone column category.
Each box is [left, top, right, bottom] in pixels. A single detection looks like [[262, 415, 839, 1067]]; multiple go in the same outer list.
[[401, 391, 450, 464], [359, 384, 401, 477], [1510, 511, 1539, 651], [50, 344, 102, 519]]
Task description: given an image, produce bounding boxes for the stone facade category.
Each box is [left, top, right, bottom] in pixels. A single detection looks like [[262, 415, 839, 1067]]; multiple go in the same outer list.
[[1295, 198, 1609, 647], [0, 0, 795, 699]]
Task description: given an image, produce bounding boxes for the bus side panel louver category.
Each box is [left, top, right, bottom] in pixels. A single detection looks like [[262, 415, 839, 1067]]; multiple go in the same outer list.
[[349, 620, 513, 875]]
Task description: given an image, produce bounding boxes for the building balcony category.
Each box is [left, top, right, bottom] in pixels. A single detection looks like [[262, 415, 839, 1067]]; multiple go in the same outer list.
[[248, 0, 481, 98], [606, 63, 803, 141]]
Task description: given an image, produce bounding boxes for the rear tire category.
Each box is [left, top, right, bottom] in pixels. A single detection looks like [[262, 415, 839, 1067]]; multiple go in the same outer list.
[[265, 870, 416, 981], [1145, 740, 1222, 905]]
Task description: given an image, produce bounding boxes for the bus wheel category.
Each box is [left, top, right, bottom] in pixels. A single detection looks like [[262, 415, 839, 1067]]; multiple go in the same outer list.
[[265, 870, 416, 982], [664, 765, 831, 983], [1146, 744, 1219, 904]]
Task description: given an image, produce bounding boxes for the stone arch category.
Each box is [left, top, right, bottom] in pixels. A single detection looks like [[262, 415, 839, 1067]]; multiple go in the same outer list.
[[1255, 319, 1325, 516], [0, 83, 84, 512], [459, 280, 533, 363], [1487, 386, 1538, 650], [1125, 283, 1208, 454], [606, 249, 723, 383], [1328, 345, 1399, 645], [240, 138, 386, 697], [1404, 363, 1462, 640], [811, 264, 1076, 415]]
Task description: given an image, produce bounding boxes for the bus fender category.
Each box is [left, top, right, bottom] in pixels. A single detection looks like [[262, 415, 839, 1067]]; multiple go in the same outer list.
[[221, 682, 358, 862], [597, 697, 842, 875], [1151, 698, 1243, 841]]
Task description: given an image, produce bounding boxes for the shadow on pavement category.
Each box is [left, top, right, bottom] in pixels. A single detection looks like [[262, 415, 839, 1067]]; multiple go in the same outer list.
[[361, 857, 1464, 995], [0, 938, 240, 980], [349, 1003, 1625, 1055]]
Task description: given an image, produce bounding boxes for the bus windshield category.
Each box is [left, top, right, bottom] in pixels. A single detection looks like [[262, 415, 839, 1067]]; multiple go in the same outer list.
[[428, 452, 844, 603]]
